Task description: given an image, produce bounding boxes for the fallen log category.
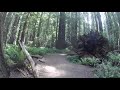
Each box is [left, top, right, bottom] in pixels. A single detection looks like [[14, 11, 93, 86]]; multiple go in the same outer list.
[[18, 41, 37, 78]]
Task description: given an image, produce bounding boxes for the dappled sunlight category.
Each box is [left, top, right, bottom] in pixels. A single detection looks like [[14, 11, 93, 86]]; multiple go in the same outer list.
[[59, 53, 67, 56], [40, 47, 45, 49], [35, 64, 66, 78]]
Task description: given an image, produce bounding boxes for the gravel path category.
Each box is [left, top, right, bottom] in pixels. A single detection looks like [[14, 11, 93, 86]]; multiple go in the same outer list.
[[36, 53, 95, 78]]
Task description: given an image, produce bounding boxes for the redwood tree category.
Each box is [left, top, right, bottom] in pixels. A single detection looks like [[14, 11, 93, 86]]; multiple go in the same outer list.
[[56, 12, 66, 49]]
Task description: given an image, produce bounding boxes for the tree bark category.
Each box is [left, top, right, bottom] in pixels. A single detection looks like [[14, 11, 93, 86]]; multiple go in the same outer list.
[[96, 12, 103, 33], [56, 12, 66, 49], [44, 13, 51, 43], [94, 13, 99, 32], [0, 12, 10, 78], [66, 12, 71, 43], [8, 14, 20, 44], [4, 12, 13, 45], [71, 12, 78, 48], [56, 13, 59, 43], [37, 12, 43, 37]]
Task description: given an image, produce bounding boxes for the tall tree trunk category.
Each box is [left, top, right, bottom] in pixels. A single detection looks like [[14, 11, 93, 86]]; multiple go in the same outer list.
[[0, 12, 10, 78], [105, 12, 114, 50], [116, 12, 120, 50], [56, 12, 66, 49], [55, 13, 59, 47], [71, 12, 78, 48], [94, 13, 99, 32], [37, 12, 43, 37], [32, 22, 37, 46], [4, 12, 13, 45], [35, 12, 44, 47], [8, 14, 20, 44], [91, 13, 96, 31], [96, 12, 103, 33], [78, 12, 81, 36], [66, 12, 71, 43], [2, 12, 7, 43], [44, 13, 51, 44]]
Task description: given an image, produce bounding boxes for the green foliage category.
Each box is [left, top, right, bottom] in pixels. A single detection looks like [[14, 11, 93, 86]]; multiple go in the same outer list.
[[4, 44, 26, 64], [67, 52, 120, 78], [107, 52, 120, 66], [94, 52, 120, 78], [67, 55, 99, 67], [94, 62, 120, 78], [27, 47, 47, 55], [67, 55, 80, 63], [4, 54, 16, 67], [27, 46, 69, 55], [80, 57, 100, 67]]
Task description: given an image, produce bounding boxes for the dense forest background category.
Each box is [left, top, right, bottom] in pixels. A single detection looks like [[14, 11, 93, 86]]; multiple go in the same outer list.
[[0, 12, 120, 78], [1, 12, 120, 49]]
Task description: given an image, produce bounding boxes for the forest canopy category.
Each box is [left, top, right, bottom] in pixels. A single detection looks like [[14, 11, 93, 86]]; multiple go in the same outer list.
[[2, 12, 120, 50]]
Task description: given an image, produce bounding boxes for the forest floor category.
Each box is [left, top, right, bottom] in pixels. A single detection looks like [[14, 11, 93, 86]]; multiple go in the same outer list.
[[10, 53, 95, 78]]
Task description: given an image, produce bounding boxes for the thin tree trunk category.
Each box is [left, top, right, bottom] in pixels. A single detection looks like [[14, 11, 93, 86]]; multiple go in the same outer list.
[[44, 12, 51, 43], [37, 12, 43, 37], [94, 13, 99, 32], [32, 22, 37, 46], [56, 13, 59, 46], [78, 12, 81, 36]]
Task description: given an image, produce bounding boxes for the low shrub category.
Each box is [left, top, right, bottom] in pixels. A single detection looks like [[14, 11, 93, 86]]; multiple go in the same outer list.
[[107, 52, 120, 66], [27, 47, 47, 55], [80, 57, 100, 67], [27, 46, 69, 55], [67, 55, 80, 63], [94, 62, 120, 78], [67, 55, 99, 67], [4, 44, 26, 66], [94, 52, 120, 78]]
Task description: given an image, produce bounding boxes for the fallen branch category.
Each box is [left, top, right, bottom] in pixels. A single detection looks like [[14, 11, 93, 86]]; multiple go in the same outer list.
[[37, 59, 45, 63], [18, 41, 37, 78], [16, 68, 27, 77], [31, 55, 43, 59]]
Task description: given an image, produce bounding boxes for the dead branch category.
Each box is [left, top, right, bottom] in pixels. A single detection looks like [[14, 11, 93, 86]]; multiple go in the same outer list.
[[18, 40, 37, 78], [31, 55, 43, 59]]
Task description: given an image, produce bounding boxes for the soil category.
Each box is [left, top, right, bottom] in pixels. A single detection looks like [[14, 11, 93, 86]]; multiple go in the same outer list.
[[10, 53, 95, 78]]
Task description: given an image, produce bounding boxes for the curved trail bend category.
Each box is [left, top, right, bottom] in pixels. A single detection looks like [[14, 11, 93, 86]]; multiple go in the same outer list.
[[35, 53, 95, 78]]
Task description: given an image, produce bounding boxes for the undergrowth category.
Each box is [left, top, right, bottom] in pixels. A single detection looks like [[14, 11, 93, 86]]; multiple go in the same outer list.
[[4, 44, 26, 68], [67, 55, 100, 67], [27, 47, 70, 55], [4, 44, 69, 68], [67, 52, 120, 78]]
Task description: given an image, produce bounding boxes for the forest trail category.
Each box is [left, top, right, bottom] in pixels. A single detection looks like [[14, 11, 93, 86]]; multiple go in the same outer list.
[[35, 53, 95, 78]]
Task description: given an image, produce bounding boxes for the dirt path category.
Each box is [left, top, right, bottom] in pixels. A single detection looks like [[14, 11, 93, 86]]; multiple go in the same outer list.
[[35, 53, 95, 78]]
